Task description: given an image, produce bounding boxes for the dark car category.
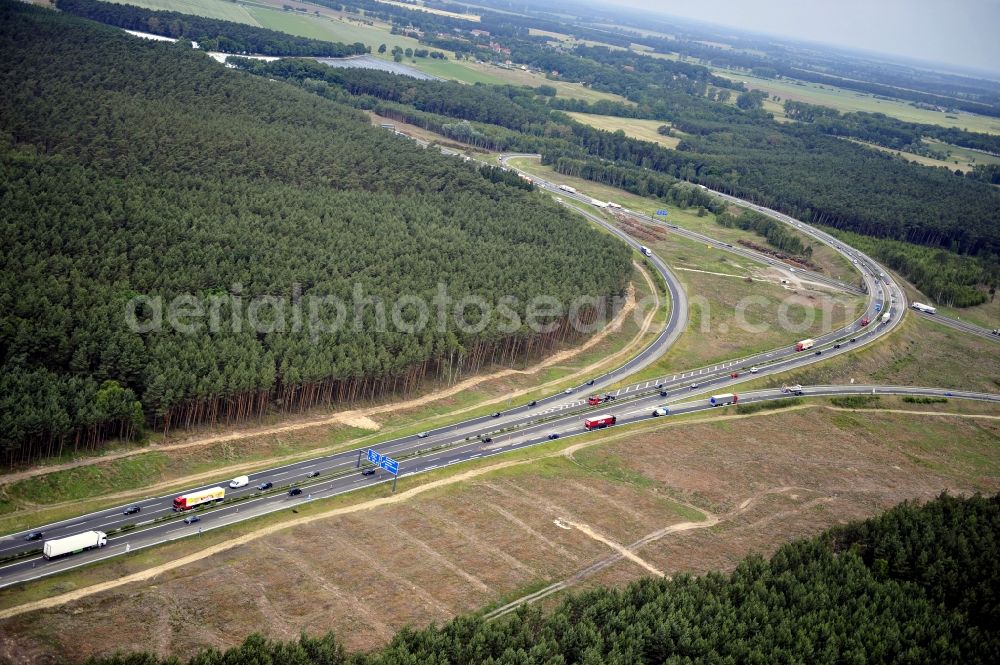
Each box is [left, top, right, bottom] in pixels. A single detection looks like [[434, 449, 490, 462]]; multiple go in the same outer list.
[[361, 467, 376, 476], [123, 505, 141, 515], [256, 481, 273, 491], [587, 379, 595, 386], [491, 412, 502, 418], [527, 400, 538, 407], [659, 390, 668, 397], [850, 338, 857, 343], [547, 433, 560, 440], [23, 531, 43, 542], [815, 350, 822, 355], [482, 437, 493, 444], [183, 515, 200, 525], [289, 487, 303, 496], [834, 343, 842, 349], [307, 470, 320, 478]]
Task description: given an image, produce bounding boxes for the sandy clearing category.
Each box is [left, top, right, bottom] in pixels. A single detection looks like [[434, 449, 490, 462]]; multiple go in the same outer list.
[[1, 263, 660, 490], [829, 407, 1000, 420], [674, 267, 749, 279], [562, 520, 664, 577]]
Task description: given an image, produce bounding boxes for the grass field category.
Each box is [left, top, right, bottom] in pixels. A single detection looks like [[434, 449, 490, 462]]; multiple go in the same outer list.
[[566, 112, 681, 148], [844, 137, 1000, 173], [4, 405, 997, 662], [618, 230, 864, 381], [374, 0, 479, 22], [715, 69, 1000, 135], [105, 0, 261, 23], [742, 311, 1000, 394]]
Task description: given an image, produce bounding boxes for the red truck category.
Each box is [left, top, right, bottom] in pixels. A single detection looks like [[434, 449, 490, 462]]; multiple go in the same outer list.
[[795, 338, 815, 351], [587, 396, 602, 406], [584, 415, 617, 430]]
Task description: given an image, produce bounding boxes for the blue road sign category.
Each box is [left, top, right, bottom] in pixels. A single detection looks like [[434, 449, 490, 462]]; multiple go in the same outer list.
[[655, 209, 669, 216], [366, 449, 382, 465], [380, 457, 399, 475]]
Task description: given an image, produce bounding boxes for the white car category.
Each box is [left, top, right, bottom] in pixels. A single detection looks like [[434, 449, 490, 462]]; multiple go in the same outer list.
[[417, 432, 429, 438], [749, 367, 759, 374], [229, 475, 249, 489], [652, 407, 669, 417], [564, 388, 574, 394]]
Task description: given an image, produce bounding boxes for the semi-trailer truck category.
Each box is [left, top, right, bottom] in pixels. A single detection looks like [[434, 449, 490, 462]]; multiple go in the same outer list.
[[43, 531, 107, 559], [795, 339, 815, 351], [709, 394, 738, 406], [590, 198, 609, 208], [584, 415, 616, 430], [911, 302, 936, 314], [558, 184, 576, 193], [172, 486, 225, 511]]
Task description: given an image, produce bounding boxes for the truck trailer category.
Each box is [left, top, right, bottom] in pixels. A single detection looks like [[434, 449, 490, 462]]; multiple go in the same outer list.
[[43, 531, 107, 559], [558, 184, 577, 194], [911, 302, 936, 314], [709, 394, 738, 406], [172, 486, 225, 511], [584, 415, 617, 430], [795, 339, 815, 351]]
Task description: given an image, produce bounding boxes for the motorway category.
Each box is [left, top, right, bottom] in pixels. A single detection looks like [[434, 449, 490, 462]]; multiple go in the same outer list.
[[0, 145, 982, 590]]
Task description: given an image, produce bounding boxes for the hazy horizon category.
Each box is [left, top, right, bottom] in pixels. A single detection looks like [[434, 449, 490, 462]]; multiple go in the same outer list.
[[600, 0, 1000, 76]]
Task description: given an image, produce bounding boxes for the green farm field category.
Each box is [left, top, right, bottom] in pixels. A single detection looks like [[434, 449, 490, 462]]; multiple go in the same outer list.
[[715, 69, 1000, 135], [566, 112, 681, 148]]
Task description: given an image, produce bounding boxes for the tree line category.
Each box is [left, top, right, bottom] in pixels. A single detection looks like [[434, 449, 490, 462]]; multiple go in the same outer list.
[[0, 1, 631, 465], [86, 492, 1000, 664], [238, 50, 1000, 294], [56, 0, 368, 56], [784, 100, 1000, 156]]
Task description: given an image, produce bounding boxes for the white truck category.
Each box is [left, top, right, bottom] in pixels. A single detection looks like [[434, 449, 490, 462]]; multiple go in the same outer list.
[[590, 198, 609, 208], [782, 385, 804, 395], [640, 245, 652, 257], [881, 311, 891, 324], [558, 184, 577, 194], [911, 302, 936, 315], [43, 531, 107, 559]]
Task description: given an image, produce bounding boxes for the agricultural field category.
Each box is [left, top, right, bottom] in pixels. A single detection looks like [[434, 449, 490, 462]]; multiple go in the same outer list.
[[566, 112, 682, 148], [845, 137, 1000, 173], [374, 0, 479, 22], [459, 62, 635, 104], [104, 0, 261, 23], [715, 69, 1000, 135], [2, 406, 997, 662]]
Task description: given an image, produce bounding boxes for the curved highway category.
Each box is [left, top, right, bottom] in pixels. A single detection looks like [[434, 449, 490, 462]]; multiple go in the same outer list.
[[0, 143, 968, 589]]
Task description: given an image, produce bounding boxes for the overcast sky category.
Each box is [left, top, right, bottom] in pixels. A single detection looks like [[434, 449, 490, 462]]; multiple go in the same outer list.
[[604, 0, 1000, 75]]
